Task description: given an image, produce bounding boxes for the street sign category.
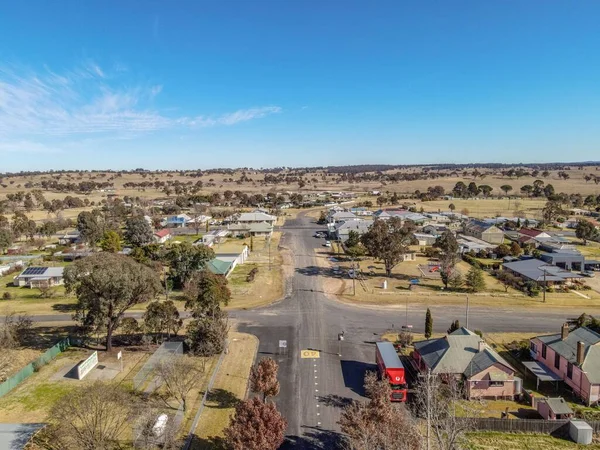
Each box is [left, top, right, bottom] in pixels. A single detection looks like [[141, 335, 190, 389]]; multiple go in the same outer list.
[[117, 351, 122, 360], [301, 350, 320, 359], [279, 340, 287, 348]]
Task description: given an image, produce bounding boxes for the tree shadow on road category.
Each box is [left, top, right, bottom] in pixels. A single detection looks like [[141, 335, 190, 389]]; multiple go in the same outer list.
[[340, 360, 376, 397], [283, 426, 344, 449], [51, 302, 77, 312], [190, 434, 227, 450], [318, 394, 353, 409]]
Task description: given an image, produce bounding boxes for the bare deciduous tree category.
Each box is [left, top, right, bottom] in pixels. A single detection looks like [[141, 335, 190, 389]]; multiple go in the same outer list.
[[413, 371, 474, 450], [249, 357, 280, 401], [156, 355, 205, 412], [46, 382, 134, 450]]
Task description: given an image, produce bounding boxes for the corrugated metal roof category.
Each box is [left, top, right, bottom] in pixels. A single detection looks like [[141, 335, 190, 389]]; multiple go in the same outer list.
[[543, 398, 573, 415], [537, 327, 600, 372], [415, 330, 514, 376], [376, 342, 404, 369]]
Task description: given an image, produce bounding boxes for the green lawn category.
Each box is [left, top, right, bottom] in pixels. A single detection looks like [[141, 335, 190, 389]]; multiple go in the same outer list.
[[466, 432, 600, 449]]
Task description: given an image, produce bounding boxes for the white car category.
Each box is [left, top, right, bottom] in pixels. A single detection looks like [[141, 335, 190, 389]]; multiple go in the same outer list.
[[153, 413, 169, 437], [324, 241, 332, 247]]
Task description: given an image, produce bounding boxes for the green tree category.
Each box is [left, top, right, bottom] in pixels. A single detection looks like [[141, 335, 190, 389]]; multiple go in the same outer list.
[[64, 253, 161, 351], [99, 230, 122, 253], [448, 272, 463, 290], [500, 185, 513, 196], [125, 215, 154, 247], [11, 212, 30, 241], [186, 310, 229, 356], [576, 219, 599, 245], [542, 200, 564, 223], [345, 244, 366, 260], [448, 203, 456, 212], [346, 230, 360, 248], [434, 231, 460, 288], [494, 243, 511, 258], [143, 300, 182, 339], [425, 308, 433, 339], [0, 229, 13, 252], [465, 266, 486, 293], [184, 270, 231, 317], [447, 319, 460, 334], [479, 185, 493, 197], [165, 242, 214, 289], [360, 218, 415, 277], [76, 210, 104, 246]]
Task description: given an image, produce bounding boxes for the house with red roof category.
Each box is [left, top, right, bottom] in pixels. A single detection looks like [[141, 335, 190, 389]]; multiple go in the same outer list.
[[153, 229, 172, 244]]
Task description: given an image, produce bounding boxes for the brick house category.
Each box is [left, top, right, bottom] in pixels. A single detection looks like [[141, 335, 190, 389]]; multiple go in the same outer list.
[[530, 324, 600, 406], [413, 328, 519, 399]]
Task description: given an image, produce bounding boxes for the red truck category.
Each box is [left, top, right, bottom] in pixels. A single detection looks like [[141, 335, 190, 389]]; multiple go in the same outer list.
[[375, 341, 408, 402]]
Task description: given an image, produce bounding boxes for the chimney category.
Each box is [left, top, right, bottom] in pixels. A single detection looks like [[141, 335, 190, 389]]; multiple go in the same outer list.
[[478, 340, 485, 353], [561, 323, 570, 340], [577, 341, 585, 365]]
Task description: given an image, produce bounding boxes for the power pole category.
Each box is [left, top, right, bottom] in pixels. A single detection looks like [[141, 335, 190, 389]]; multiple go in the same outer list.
[[268, 236, 272, 271], [351, 257, 356, 296], [466, 295, 469, 329], [426, 369, 432, 450], [543, 267, 547, 303]]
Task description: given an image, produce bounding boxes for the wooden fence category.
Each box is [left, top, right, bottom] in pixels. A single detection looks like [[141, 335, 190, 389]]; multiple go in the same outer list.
[[462, 418, 600, 435]]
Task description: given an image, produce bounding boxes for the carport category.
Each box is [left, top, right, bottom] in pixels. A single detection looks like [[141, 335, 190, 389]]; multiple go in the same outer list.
[[522, 360, 563, 390]]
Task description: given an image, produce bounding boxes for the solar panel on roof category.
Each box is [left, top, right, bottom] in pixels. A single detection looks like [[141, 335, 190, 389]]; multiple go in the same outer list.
[[22, 267, 48, 276]]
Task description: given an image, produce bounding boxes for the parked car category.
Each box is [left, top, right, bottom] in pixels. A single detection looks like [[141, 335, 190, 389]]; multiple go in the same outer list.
[[582, 271, 595, 278], [324, 241, 332, 247]]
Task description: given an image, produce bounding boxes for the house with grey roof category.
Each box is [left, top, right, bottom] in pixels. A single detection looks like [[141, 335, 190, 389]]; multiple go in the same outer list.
[[502, 258, 583, 286], [531, 324, 600, 405], [13, 266, 65, 288], [463, 219, 505, 245], [333, 219, 371, 242], [413, 328, 519, 399]]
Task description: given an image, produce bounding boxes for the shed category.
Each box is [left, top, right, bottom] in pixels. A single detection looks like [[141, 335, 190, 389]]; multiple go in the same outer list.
[[537, 397, 573, 420], [569, 420, 593, 445]]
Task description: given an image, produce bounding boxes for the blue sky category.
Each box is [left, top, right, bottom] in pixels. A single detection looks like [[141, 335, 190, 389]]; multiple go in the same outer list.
[[1, 1, 600, 171]]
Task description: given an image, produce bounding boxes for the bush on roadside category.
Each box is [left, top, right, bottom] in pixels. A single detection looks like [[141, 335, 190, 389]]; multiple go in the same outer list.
[[246, 267, 259, 282]]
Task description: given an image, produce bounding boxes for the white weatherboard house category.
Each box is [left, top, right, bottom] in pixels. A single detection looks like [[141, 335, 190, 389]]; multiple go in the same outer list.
[[14, 266, 65, 288]]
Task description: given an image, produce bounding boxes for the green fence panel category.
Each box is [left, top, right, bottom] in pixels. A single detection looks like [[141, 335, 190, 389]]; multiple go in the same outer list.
[[0, 337, 71, 398]]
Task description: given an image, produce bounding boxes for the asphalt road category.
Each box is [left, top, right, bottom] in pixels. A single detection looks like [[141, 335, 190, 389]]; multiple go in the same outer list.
[[27, 213, 583, 448], [233, 213, 579, 448]]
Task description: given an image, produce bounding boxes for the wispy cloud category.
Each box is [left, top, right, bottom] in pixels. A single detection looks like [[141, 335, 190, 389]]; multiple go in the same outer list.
[[0, 140, 63, 154], [0, 62, 281, 142], [185, 106, 282, 127]]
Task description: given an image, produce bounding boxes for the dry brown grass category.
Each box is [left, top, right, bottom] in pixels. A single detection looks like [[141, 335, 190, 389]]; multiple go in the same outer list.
[[192, 331, 258, 448]]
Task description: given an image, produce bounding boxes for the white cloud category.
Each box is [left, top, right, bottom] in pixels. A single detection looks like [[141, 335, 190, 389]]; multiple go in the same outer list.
[[0, 140, 63, 154], [186, 106, 282, 127], [0, 62, 281, 143]]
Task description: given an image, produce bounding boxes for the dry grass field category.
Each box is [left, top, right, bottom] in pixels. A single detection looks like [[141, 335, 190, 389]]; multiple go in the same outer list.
[[2, 166, 600, 205], [191, 331, 258, 449]]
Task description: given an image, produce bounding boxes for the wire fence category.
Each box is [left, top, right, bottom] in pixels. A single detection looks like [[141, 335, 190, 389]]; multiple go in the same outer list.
[[0, 337, 72, 398], [132, 341, 183, 392]]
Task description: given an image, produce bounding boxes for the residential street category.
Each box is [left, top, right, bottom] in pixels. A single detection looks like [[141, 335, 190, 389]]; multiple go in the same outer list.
[[233, 212, 581, 448], [24, 212, 588, 449]]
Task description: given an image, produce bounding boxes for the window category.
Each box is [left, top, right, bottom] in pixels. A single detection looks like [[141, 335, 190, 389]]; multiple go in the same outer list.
[[530, 342, 537, 353], [542, 344, 547, 359], [489, 381, 504, 387], [555, 352, 561, 369], [567, 363, 573, 380]]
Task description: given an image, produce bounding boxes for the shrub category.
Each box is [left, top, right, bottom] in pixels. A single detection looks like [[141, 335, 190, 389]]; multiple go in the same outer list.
[[2, 292, 12, 300], [246, 267, 259, 282]]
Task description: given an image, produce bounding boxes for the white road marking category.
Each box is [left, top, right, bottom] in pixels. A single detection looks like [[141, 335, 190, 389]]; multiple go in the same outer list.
[[317, 404, 320, 408]]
